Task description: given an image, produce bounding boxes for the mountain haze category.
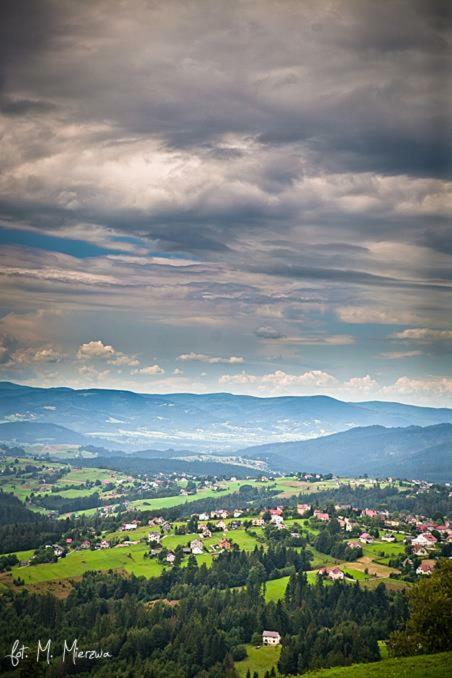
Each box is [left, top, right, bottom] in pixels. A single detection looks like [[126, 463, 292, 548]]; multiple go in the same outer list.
[[1, 382, 451, 453]]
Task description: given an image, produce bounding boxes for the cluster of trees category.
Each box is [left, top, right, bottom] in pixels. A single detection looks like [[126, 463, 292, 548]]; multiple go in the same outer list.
[[313, 520, 362, 561], [0, 553, 18, 572], [143, 546, 312, 600], [35, 491, 103, 513], [0, 490, 73, 553], [289, 484, 451, 518], [389, 559, 452, 656], [0, 559, 408, 677], [277, 573, 406, 673]]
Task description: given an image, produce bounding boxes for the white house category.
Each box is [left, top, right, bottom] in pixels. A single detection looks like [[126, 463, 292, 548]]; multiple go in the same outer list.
[[262, 630, 281, 646], [359, 532, 374, 544], [412, 533, 437, 549], [382, 534, 396, 542], [271, 514, 284, 526], [148, 532, 162, 544], [190, 539, 204, 555], [252, 518, 265, 527]]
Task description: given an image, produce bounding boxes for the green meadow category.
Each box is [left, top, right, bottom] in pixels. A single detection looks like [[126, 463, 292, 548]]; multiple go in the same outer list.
[[235, 644, 281, 677], [301, 652, 452, 678]]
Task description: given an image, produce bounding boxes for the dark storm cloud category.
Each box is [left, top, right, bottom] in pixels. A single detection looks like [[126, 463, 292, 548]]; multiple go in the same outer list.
[[0, 0, 450, 295]]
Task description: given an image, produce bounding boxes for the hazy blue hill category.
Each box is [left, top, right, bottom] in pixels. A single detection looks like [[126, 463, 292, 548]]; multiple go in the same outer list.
[[0, 382, 451, 454], [0, 421, 89, 445], [239, 423, 452, 480]]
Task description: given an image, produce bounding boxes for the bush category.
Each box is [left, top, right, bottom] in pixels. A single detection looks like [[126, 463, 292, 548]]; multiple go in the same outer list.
[[231, 644, 247, 661]]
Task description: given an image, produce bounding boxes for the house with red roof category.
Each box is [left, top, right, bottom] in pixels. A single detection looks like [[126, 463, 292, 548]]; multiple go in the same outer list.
[[416, 560, 436, 576]]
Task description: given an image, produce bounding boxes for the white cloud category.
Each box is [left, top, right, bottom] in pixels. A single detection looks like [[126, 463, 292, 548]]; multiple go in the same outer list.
[[132, 365, 164, 376], [390, 328, 452, 342], [78, 365, 110, 381], [77, 340, 115, 360], [379, 351, 423, 359], [337, 307, 420, 325], [343, 375, 379, 392], [219, 369, 337, 391], [380, 376, 452, 397], [178, 352, 244, 364], [77, 340, 139, 366], [276, 335, 355, 346]]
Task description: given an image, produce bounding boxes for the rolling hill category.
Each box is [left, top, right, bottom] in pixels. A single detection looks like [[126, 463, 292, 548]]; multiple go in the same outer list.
[[239, 423, 452, 480], [0, 381, 451, 453]]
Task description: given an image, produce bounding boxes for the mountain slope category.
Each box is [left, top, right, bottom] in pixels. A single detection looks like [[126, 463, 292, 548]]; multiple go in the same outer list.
[[0, 382, 451, 452], [239, 423, 452, 480]]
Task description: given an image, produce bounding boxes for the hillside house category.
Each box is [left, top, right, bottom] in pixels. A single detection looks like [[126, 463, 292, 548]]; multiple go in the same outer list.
[[412, 533, 437, 549], [416, 560, 436, 576], [262, 630, 281, 646], [314, 510, 330, 522], [362, 509, 378, 518], [271, 514, 284, 526], [100, 540, 110, 549], [318, 566, 345, 581], [359, 532, 373, 544], [252, 518, 265, 526], [148, 532, 162, 544], [166, 552, 176, 564], [348, 541, 362, 550], [121, 523, 138, 531], [381, 534, 396, 542], [219, 538, 232, 550], [297, 503, 311, 516], [190, 539, 204, 555]]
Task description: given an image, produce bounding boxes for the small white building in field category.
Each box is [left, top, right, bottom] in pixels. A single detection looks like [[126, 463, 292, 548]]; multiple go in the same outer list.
[[262, 630, 281, 646]]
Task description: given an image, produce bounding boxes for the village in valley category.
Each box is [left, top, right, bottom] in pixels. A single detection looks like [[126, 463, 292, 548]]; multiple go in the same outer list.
[[1, 450, 449, 595], [0, 446, 451, 676]]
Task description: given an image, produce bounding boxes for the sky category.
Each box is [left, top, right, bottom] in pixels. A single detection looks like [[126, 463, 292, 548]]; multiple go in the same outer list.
[[0, 0, 451, 406]]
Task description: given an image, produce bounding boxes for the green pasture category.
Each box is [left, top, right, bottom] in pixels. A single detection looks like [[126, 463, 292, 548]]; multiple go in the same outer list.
[[235, 644, 281, 677], [265, 576, 290, 602]]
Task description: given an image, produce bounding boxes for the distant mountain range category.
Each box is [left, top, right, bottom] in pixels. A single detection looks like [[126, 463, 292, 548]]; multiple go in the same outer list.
[[0, 381, 451, 480], [238, 423, 452, 481], [1, 381, 451, 452]]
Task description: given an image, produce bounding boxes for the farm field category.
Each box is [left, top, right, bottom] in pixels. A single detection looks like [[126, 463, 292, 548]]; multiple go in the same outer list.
[[6, 525, 266, 585], [360, 540, 405, 564], [9, 542, 163, 583]]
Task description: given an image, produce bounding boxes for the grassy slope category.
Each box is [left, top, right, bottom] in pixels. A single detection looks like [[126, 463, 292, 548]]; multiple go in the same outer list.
[[236, 645, 281, 677], [236, 649, 452, 678], [302, 652, 452, 678]]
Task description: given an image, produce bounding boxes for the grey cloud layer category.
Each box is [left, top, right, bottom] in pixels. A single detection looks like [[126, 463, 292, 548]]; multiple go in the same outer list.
[[0, 0, 451, 402]]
